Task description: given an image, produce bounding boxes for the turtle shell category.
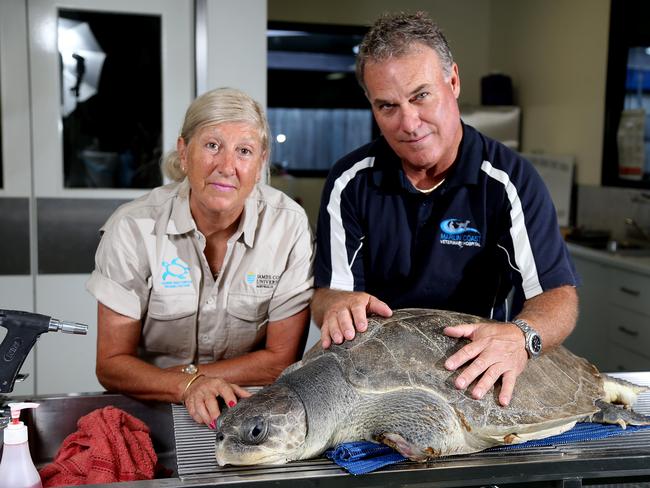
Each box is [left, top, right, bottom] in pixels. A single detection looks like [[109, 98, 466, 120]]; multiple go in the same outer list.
[[301, 308, 603, 438]]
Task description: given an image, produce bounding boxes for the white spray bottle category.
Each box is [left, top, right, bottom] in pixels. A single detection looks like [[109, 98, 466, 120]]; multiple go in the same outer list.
[[0, 402, 42, 488]]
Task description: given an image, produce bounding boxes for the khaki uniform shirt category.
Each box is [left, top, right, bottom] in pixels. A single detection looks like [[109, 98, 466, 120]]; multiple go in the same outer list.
[[87, 179, 314, 368]]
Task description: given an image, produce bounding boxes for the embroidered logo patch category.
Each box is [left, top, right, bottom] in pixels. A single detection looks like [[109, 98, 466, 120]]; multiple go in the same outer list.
[[161, 257, 192, 289], [439, 218, 482, 248], [245, 273, 280, 289]]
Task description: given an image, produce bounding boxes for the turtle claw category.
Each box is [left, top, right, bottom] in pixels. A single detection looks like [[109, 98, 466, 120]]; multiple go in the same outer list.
[[592, 399, 650, 427], [375, 432, 422, 460]]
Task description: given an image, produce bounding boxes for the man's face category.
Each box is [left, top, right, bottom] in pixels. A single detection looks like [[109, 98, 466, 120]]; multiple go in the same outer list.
[[364, 44, 462, 177]]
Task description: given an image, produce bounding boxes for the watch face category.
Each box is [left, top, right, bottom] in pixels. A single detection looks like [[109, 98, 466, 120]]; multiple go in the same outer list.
[[530, 334, 542, 354], [182, 364, 198, 374]]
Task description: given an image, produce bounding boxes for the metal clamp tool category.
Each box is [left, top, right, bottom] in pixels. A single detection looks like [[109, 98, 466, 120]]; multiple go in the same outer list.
[[0, 309, 88, 394]]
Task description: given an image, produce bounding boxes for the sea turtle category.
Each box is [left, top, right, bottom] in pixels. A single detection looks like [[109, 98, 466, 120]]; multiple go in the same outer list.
[[214, 308, 650, 466]]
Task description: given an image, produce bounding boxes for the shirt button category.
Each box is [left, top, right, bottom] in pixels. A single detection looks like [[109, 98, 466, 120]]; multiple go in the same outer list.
[[201, 335, 210, 343], [206, 297, 215, 305]]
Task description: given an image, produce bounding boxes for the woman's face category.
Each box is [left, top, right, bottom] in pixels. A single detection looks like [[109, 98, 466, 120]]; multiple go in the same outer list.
[[178, 121, 265, 221]]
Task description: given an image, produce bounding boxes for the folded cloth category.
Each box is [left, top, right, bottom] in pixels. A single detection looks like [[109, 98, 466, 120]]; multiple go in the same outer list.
[[324, 441, 406, 475], [327, 422, 650, 475], [39, 406, 157, 487]]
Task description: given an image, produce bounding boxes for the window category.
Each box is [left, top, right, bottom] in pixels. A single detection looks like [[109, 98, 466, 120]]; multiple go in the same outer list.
[[58, 9, 162, 188], [602, 0, 650, 188], [267, 22, 373, 176]]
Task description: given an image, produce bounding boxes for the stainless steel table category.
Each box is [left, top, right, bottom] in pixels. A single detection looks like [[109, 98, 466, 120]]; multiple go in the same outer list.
[[5, 373, 650, 488], [136, 372, 650, 488]]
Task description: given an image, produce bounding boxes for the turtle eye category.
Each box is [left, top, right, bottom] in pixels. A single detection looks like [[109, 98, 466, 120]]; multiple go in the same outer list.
[[241, 416, 268, 444]]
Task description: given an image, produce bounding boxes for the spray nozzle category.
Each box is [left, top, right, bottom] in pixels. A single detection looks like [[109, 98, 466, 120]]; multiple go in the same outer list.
[[7, 402, 39, 425]]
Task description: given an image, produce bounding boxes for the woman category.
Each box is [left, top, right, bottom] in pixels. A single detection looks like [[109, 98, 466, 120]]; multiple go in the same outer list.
[[87, 87, 313, 427]]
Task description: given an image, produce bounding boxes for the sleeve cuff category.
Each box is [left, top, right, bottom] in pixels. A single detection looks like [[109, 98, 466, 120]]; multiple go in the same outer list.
[[86, 270, 144, 320], [268, 280, 313, 323]]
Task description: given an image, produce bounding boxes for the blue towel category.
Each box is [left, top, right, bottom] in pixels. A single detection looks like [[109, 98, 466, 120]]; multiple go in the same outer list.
[[324, 441, 406, 475], [325, 422, 650, 475], [494, 421, 650, 449]]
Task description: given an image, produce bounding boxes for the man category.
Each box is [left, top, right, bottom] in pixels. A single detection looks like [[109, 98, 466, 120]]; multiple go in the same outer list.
[[312, 11, 579, 407]]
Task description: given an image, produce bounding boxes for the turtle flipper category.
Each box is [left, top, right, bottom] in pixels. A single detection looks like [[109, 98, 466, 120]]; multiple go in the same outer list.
[[602, 373, 648, 407], [358, 389, 468, 460], [591, 399, 650, 428]]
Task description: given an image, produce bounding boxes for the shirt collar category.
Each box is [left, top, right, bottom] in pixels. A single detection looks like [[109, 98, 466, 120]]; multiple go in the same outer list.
[[166, 178, 196, 235], [370, 138, 403, 191], [373, 121, 485, 192], [165, 178, 259, 248], [443, 122, 484, 188], [239, 185, 259, 248]]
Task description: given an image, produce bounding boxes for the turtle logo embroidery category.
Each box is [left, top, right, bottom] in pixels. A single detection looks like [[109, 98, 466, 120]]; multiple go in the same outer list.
[[161, 257, 192, 289], [439, 218, 481, 248]]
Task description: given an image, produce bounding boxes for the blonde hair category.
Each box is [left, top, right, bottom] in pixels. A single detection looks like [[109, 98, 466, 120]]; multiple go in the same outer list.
[[162, 87, 270, 181]]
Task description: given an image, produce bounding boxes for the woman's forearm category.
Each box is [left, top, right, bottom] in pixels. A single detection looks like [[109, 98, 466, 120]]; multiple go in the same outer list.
[[96, 353, 189, 403], [196, 349, 294, 386], [197, 308, 311, 385]]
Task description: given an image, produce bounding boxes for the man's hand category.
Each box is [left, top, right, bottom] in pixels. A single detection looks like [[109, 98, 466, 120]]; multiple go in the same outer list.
[[312, 288, 392, 348], [443, 322, 528, 406]]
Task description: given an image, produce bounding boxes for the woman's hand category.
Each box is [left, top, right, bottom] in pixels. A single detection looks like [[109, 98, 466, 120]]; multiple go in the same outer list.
[[182, 375, 252, 427]]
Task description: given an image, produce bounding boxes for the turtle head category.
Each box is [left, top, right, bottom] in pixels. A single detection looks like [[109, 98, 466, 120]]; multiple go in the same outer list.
[[215, 383, 307, 465]]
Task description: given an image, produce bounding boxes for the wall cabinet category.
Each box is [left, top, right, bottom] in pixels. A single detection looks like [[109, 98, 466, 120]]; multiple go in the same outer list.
[[567, 248, 650, 372], [562, 256, 608, 368]]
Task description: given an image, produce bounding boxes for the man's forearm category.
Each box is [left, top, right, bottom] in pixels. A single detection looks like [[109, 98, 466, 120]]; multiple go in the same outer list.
[[311, 287, 348, 327], [515, 285, 578, 351]]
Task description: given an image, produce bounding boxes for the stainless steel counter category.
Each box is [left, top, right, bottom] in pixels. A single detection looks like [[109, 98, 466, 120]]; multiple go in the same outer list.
[[567, 242, 650, 276], [4, 374, 650, 488]]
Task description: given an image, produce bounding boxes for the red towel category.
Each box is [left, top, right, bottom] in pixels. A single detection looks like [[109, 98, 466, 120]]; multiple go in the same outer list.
[[39, 406, 157, 487]]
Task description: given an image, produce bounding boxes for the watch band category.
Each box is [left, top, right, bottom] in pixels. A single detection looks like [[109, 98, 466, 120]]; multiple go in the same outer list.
[[511, 318, 543, 358]]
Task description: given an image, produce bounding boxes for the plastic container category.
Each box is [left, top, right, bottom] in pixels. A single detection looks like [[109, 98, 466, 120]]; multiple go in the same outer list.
[[0, 402, 42, 488]]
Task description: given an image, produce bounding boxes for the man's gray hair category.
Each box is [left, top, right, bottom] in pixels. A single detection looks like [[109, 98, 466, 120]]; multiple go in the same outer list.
[[355, 11, 454, 93], [162, 87, 270, 182]]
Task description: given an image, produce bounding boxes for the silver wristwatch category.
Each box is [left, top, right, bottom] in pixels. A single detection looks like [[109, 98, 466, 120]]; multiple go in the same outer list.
[[511, 318, 542, 358], [181, 363, 198, 374]]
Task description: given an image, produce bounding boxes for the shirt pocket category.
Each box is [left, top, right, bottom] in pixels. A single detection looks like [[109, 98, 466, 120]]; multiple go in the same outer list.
[[222, 292, 271, 359], [148, 291, 197, 319], [142, 292, 198, 355]]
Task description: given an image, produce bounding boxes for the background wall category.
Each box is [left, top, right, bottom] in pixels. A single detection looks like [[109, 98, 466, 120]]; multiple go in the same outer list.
[[269, 0, 611, 186], [198, 0, 267, 105], [490, 0, 610, 186]]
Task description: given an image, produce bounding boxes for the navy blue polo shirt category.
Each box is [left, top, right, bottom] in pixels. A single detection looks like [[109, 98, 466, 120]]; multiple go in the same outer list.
[[314, 123, 579, 321]]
